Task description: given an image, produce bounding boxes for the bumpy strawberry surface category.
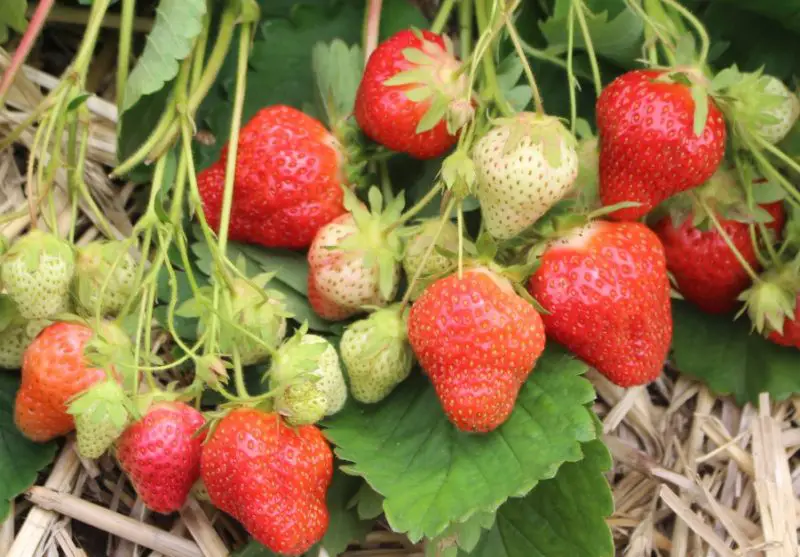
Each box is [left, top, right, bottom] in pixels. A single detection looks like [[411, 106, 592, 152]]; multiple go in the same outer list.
[[653, 202, 785, 314], [307, 213, 399, 321], [117, 402, 206, 513], [198, 105, 347, 249], [201, 410, 333, 556], [528, 221, 672, 387], [14, 322, 106, 442], [596, 70, 727, 220], [408, 268, 545, 432], [355, 30, 461, 159], [767, 294, 800, 348]]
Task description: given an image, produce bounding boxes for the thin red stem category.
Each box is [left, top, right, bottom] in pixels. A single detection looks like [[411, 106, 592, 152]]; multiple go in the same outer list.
[[0, 0, 56, 105]]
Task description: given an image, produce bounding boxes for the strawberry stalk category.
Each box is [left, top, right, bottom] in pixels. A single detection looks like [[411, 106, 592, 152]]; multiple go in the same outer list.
[[474, 0, 514, 116], [501, 3, 544, 115], [430, 0, 458, 34], [362, 0, 383, 63], [571, 0, 603, 97], [658, 0, 710, 67], [566, 3, 577, 132], [116, 0, 136, 112], [393, 182, 444, 227], [458, 0, 474, 60]]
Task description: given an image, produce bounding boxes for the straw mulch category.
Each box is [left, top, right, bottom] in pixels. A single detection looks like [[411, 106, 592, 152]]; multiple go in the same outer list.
[[0, 24, 798, 557]]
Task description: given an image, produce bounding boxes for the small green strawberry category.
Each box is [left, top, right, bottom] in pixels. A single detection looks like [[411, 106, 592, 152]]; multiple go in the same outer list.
[[402, 219, 459, 300], [74, 241, 137, 317], [755, 76, 799, 144], [473, 113, 578, 240], [724, 70, 800, 145], [68, 379, 132, 459], [0, 295, 47, 369], [270, 329, 347, 425], [340, 305, 413, 403], [1, 230, 75, 319]]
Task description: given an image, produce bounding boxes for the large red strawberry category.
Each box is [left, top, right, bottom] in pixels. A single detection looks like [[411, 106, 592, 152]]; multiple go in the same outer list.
[[408, 267, 545, 432], [355, 29, 473, 159], [596, 70, 727, 221], [197, 105, 348, 249], [116, 402, 205, 514], [652, 174, 786, 314], [15, 322, 109, 442], [528, 221, 672, 387], [201, 409, 332, 556]]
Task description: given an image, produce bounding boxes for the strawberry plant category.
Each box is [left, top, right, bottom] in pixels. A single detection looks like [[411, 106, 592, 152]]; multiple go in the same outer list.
[[1, 0, 799, 556]]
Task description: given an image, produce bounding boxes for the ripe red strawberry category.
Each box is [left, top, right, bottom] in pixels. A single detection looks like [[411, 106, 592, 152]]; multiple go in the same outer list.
[[528, 221, 672, 386], [15, 322, 108, 442], [407, 267, 546, 432], [652, 172, 786, 313], [116, 402, 206, 514], [201, 409, 333, 556], [767, 294, 800, 348], [197, 105, 348, 250], [355, 29, 473, 159], [596, 70, 727, 221]]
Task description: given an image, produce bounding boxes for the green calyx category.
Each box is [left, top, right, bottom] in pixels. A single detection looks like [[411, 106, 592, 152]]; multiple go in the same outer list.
[[340, 186, 405, 300], [440, 150, 476, 200], [738, 265, 800, 335], [383, 33, 475, 135], [2, 230, 75, 273], [490, 112, 577, 168]]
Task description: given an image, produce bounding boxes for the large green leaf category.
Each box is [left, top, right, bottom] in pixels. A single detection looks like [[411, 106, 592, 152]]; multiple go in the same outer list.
[[0, 374, 57, 520], [323, 348, 597, 542], [122, 0, 206, 111], [0, 0, 26, 44], [466, 439, 614, 557], [231, 466, 373, 557], [671, 301, 800, 404]]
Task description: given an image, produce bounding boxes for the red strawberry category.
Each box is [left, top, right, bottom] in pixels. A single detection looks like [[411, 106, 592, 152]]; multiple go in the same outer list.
[[653, 181, 785, 314], [596, 70, 727, 221], [197, 105, 348, 249], [116, 402, 205, 514], [201, 409, 332, 556], [407, 267, 546, 432], [355, 29, 473, 159], [528, 221, 672, 387], [767, 294, 800, 348], [15, 322, 108, 442]]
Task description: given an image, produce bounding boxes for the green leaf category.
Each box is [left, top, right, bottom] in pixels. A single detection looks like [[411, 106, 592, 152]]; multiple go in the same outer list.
[[323, 347, 597, 542], [122, 0, 206, 111], [672, 301, 800, 404], [465, 439, 614, 557], [0, 374, 57, 520], [0, 0, 27, 44], [312, 39, 363, 129], [428, 511, 496, 556]]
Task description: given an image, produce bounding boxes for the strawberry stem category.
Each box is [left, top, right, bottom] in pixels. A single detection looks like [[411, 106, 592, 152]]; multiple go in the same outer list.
[[459, 0, 474, 61], [457, 203, 465, 279], [566, 3, 577, 133], [395, 181, 444, 226], [692, 192, 761, 283], [116, 0, 135, 112], [475, 0, 514, 117], [658, 0, 710, 67], [0, 0, 55, 107], [502, 5, 544, 115], [572, 0, 603, 97], [363, 0, 383, 64], [431, 0, 457, 34], [400, 198, 457, 308]]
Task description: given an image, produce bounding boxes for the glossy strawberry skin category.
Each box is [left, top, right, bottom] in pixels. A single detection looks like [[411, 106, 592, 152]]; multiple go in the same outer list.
[[198, 105, 347, 249], [408, 268, 546, 432], [596, 70, 727, 221], [528, 221, 672, 387], [768, 294, 800, 348], [116, 402, 206, 514], [653, 202, 785, 314], [201, 409, 333, 556], [15, 322, 107, 442], [355, 30, 457, 159]]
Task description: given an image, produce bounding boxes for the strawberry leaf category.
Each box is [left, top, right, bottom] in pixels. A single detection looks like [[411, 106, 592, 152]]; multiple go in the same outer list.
[[323, 346, 597, 542], [0, 374, 57, 520], [672, 301, 800, 404], [463, 439, 614, 557], [0, 0, 27, 44]]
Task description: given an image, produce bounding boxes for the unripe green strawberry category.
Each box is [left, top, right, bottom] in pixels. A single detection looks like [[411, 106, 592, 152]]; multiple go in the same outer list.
[[182, 274, 290, 366], [473, 113, 578, 240], [756, 77, 799, 144], [69, 379, 131, 459], [271, 331, 347, 424], [340, 306, 413, 403], [402, 219, 459, 300], [0, 295, 48, 369], [276, 381, 327, 426], [726, 72, 800, 145], [74, 241, 137, 317], [1, 231, 75, 319]]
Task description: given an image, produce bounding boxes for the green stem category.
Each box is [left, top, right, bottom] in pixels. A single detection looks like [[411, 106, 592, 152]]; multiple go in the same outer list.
[[573, 0, 603, 97], [475, 0, 514, 116], [396, 181, 444, 226], [431, 0, 457, 34], [457, 204, 465, 279], [0, 91, 59, 151], [71, 0, 113, 80], [459, 0, 474, 61], [502, 6, 544, 114], [116, 0, 135, 112], [232, 347, 249, 398], [363, 0, 383, 62], [567, 4, 577, 134], [659, 0, 710, 66], [111, 103, 177, 177]]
